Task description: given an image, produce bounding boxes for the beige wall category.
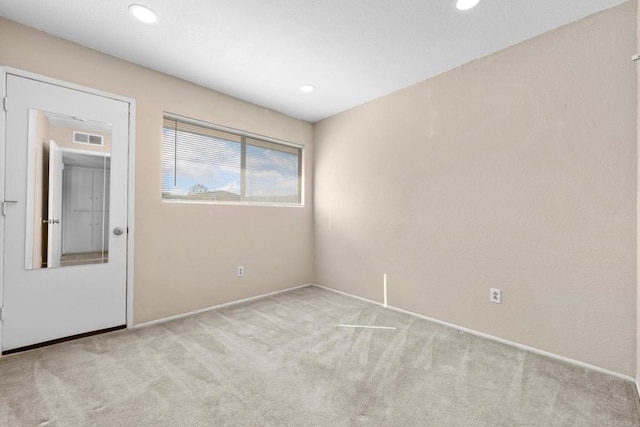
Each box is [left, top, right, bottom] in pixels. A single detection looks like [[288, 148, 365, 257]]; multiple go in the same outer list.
[[315, 2, 637, 377], [0, 17, 315, 324]]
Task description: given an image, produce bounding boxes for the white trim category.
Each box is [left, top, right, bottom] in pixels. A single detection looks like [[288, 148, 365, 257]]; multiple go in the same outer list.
[[126, 100, 136, 328], [636, 380, 640, 401], [60, 146, 111, 158], [383, 273, 388, 307], [160, 198, 304, 208], [134, 283, 312, 328], [2, 67, 134, 105], [312, 284, 635, 383], [300, 138, 306, 208], [23, 110, 37, 269], [0, 68, 7, 353], [314, 284, 387, 307]]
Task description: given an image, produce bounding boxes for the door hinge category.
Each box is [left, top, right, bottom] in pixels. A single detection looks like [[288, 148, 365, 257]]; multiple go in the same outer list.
[[2, 201, 18, 216], [2, 97, 7, 111], [0, 307, 3, 321]]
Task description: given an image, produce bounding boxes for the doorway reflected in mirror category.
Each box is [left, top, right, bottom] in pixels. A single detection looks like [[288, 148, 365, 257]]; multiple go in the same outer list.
[[26, 109, 112, 269]]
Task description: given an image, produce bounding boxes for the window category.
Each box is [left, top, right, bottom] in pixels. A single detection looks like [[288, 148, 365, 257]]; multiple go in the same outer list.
[[162, 114, 303, 205]]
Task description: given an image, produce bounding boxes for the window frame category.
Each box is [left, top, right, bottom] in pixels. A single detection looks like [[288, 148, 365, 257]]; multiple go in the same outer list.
[[161, 113, 304, 207]]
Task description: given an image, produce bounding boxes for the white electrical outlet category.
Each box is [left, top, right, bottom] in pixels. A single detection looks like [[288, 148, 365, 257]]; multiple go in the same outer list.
[[237, 266, 244, 277], [490, 288, 501, 304]]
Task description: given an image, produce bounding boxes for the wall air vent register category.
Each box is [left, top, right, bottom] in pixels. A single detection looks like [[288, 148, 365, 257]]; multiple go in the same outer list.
[[73, 131, 104, 146]]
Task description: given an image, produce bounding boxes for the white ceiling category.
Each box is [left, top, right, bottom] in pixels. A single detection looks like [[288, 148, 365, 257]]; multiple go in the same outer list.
[[0, 0, 627, 122]]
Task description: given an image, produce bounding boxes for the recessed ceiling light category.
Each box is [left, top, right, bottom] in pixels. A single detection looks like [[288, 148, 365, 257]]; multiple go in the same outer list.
[[300, 84, 315, 93], [129, 4, 158, 24], [456, 0, 481, 11]]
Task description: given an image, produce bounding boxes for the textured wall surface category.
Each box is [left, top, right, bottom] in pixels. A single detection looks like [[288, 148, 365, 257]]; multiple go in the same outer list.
[[0, 18, 315, 324], [315, 2, 637, 376]]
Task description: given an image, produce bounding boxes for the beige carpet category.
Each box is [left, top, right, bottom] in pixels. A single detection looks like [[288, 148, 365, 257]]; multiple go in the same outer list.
[[0, 285, 638, 426]]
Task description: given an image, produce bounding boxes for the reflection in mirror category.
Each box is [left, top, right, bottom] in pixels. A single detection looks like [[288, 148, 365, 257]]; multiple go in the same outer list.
[[25, 109, 112, 269]]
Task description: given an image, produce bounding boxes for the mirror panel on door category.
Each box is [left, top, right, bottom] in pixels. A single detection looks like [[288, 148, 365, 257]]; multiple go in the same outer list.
[[25, 109, 112, 269]]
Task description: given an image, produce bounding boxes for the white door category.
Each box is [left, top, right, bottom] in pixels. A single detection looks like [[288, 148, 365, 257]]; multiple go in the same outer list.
[[1, 74, 130, 352], [47, 141, 63, 268]]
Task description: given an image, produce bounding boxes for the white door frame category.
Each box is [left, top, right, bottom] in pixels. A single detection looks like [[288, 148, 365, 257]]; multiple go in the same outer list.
[[47, 141, 64, 268], [0, 67, 136, 354]]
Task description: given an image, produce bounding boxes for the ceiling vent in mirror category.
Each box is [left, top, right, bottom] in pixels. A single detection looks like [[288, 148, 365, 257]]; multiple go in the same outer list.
[[73, 131, 104, 146]]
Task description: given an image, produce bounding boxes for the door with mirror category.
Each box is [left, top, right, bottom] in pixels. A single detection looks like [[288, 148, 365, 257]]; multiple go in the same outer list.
[[27, 112, 112, 270], [1, 73, 130, 352]]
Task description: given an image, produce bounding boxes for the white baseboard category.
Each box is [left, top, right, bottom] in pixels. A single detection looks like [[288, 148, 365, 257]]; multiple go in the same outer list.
[[312, 284, 635, 383], [135, 283, 313, 328], [636, 380, 640, 401]]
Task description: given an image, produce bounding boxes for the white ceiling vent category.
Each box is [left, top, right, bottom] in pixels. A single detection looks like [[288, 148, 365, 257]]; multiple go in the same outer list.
[[73, 131, 104, 147]]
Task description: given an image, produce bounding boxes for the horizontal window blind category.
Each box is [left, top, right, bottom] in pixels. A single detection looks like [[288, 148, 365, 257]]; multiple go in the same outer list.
[[162, 115, 302, 205]]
